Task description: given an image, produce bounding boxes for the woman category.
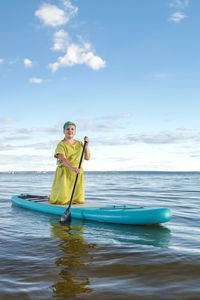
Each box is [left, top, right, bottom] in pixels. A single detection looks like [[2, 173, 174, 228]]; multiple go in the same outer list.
[[49, 121, 90, 205]]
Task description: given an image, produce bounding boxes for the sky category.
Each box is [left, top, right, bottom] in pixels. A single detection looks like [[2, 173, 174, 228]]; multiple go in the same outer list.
[[0, 0, 200, 172]]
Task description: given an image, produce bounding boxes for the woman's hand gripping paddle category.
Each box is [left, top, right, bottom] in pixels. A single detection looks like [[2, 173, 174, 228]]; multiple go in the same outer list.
[[60, 140, 88, 225]]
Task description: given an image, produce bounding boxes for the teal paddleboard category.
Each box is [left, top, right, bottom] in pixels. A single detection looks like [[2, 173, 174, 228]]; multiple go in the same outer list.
[[11, 194, 172, 225]]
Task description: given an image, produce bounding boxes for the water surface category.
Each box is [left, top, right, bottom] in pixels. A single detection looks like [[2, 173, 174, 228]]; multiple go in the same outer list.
[[0, 171, 200, 299]]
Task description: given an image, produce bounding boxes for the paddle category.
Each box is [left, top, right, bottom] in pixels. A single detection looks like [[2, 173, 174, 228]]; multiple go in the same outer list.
[[60, 140, 88, 225]]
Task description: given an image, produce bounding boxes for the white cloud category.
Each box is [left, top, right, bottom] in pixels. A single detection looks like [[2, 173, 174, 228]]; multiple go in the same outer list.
[[49, 42, 106, 72], [128, 131, 198, 144], [62, 0, 78, 18], [75, 115, 131, 131], [0, 128, 10, 134], [0, 118, 15, 124], [97, 114, 131, 120], [52, 29, 70, 51], [88, 129, 200, 146], [24, 58, 33, 68], [154, 73, 168, 79], [0, 58, 4, 64], [35, 2, 77, 27], [35, 3, 68, 27], [170, 0, 190, 9], [0, 153, 56, 172], [29, 77, 43, 84], [0, 126, 60, 137], [2, 122, 199, 147], [35, 1, 104, 72], [16, 127, 60, 134], [9, 57, 20, 65], [77, 120, 117, 131], [169, 12, 187, 23]]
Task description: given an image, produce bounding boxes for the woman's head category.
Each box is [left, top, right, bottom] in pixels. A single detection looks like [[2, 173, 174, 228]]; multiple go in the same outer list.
[[63, 121, 76, 139], [63, 121, 76, 131]]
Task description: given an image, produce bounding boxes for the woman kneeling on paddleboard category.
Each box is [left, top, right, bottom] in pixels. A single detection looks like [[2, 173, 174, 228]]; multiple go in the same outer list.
[[49, 121, 90, 205]]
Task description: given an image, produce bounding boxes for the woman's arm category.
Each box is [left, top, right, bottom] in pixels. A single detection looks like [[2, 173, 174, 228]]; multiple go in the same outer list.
[[84, 137, 91, 160], [57, 154, 80, 174]]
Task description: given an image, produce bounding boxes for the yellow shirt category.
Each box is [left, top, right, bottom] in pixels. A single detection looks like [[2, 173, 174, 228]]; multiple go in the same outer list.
[[50, 141, 84, 205]]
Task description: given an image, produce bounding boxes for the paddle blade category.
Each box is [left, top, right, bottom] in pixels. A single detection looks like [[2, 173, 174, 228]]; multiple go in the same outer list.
[[60, 208, 71, 225]]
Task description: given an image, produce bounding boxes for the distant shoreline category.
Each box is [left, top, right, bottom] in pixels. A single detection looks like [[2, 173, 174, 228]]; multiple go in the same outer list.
[[1, 170, 200, 174]]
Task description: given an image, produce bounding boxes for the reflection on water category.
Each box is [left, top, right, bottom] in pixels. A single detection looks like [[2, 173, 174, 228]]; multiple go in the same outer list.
[[72, 218, 171, 249], [49, 218, 171, 299], [50, 221, 94, 298], [114, 224, 171, 248]]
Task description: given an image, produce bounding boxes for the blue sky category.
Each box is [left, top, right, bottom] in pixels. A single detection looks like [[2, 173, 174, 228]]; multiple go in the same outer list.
[[0, 0, 200, 171]]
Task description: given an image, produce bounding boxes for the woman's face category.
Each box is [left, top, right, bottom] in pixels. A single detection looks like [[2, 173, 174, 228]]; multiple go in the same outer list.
[[64, 125, 76, 139]]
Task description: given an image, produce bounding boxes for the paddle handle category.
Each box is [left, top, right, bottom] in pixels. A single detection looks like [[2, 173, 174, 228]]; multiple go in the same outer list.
[[68, 140, 87, 209]]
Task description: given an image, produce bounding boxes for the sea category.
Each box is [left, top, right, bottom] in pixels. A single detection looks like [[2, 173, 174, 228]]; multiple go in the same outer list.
[[0, 171, 200, 300]]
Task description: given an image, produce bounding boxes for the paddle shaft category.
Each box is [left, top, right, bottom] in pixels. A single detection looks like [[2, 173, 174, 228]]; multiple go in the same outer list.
[[67, 140, 87, 211]]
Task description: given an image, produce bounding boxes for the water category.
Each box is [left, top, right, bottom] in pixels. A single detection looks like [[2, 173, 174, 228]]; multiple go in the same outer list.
[[0, 171, 200, 299]]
